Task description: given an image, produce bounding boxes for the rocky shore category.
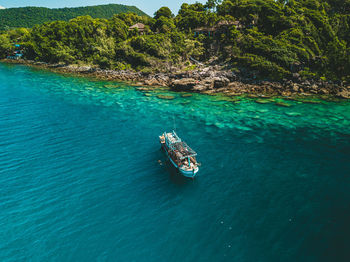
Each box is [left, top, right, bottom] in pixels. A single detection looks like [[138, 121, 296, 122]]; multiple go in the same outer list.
[[3, 59, 350, 99]]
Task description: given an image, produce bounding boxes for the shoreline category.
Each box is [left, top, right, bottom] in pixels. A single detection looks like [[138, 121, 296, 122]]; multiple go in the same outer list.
[[2, 59, 349, 100]]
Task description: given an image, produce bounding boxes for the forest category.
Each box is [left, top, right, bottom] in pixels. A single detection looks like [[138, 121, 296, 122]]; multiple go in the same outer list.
[[0, 4, 147, 30], [0, 0, 349, 82]]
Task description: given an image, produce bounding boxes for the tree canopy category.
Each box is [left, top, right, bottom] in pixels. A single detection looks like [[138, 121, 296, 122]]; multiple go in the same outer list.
[[0, 0, 349, 82], [0, 4, 148, 30], [154, 7, 173, 19]]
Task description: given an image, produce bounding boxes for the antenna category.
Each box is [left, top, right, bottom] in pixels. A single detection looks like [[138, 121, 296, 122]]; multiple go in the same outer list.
[[173, 113, 176, 132]]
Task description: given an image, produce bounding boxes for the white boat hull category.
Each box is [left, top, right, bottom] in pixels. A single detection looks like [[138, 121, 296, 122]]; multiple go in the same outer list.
[[179, 166, 199, 178]]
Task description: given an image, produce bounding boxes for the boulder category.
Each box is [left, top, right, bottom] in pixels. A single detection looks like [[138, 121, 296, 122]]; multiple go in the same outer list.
[[192, 85, 208, 92], [213, 77, 230, 88], [310, 84, 318, 90], [170, 78, 198, 90], [319, 88, 329, 95], [144, 78, 160, 86], [337, 89, 350, 99], [291, 83, 299, 92]]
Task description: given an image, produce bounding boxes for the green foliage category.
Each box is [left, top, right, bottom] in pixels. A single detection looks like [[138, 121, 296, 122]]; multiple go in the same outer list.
[[215, 0, 350, 80], [153, 17, 176, 33], [0, 4, 148, 30], [0, 1, 349, 81], [154, 7, 173, 19], [175, 3, 218, 31], [0, 34, 12, 58], [237, 53, 291, 80]]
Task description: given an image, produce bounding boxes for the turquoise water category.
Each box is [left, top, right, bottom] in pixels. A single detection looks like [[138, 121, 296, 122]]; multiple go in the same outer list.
[[0, 63, 350, 262]]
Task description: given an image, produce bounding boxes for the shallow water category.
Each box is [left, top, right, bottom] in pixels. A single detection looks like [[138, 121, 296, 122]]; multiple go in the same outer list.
[[0, 63, 349, 262]]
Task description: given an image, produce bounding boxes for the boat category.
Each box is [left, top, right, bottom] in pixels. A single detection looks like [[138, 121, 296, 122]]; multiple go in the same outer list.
[[159, 131, 199, 178]]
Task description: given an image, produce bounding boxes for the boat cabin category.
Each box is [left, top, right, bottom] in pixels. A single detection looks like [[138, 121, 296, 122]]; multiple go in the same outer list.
[[164, 131, 197, 167]]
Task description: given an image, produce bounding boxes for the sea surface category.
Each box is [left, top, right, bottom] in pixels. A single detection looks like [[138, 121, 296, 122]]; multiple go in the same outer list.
[[0, 63, 349, 262]]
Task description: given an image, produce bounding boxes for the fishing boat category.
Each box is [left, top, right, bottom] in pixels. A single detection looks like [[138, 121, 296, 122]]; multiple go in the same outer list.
[[159, 131, 199, 178]]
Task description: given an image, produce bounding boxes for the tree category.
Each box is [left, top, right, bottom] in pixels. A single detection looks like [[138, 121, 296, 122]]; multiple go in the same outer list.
[[154, 7, 173, 19], [0, 34, 12, 58], [153, 16, 176, 33], [205, 0, 222, 10]]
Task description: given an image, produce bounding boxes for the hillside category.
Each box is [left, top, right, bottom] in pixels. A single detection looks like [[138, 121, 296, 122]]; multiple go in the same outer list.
[[0, 4, 148, 30], [0, 1, 349, 85]]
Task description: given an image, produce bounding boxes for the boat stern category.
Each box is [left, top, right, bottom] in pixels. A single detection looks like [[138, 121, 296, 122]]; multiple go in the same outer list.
[[179, 166, 199, 178]]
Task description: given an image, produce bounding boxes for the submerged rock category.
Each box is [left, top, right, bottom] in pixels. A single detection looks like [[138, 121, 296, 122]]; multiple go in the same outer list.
[[103, 84, 119, 88], [157, 95, 175, 100], [181, 93, 193, 97], [255, 99, 272, 104], [259, 94, 273, 98], [137, 87, 153, 92], [301, 100, 322, 104], [285, 112, 302, 117], [275, 102, 292, 107]]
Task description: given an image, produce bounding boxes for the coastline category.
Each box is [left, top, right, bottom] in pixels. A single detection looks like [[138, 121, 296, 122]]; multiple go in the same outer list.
[[2, 59, 349, 100]]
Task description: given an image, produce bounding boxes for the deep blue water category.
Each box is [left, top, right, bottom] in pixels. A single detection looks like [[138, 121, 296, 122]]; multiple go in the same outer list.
[[0, 63, 350, 262]]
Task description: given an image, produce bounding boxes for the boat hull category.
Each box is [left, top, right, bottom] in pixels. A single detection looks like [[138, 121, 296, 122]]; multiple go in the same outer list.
[[160, 142, 199, 178]]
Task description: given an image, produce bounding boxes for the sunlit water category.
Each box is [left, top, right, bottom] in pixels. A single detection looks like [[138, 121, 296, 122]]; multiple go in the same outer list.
[[0, 63, 349, 262]]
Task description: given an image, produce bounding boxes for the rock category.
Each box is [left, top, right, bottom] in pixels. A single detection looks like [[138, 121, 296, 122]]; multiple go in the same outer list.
[[319, 88, 329, 95], [302, 100, 322, 104], [103, 84, 118, 88], [136, 87, 153, 92], [199, 69, 215, 78], [275, 102, 292, 107], [259, 94, 273, 98], [192, 85, 208, 92], [230, 97, 241, 102], [292, 83, 299, 92], [213, 77, 230, 88], [285, 112, 302, 117], [303, 80, 311, 86], [157, 95, 175, 100], [170, 78, 198, 90], [144, 78, 160, 86], [310, 84, 318, 90], [181, 94, 193, 97], [282, 91, 292, 96], [337, 89, 350, 99], [255, 99, 272, 104]]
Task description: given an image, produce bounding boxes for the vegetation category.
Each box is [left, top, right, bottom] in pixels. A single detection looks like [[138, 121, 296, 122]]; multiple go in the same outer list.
[[0, 4, 148, 30], [0, 0, 349, 82]]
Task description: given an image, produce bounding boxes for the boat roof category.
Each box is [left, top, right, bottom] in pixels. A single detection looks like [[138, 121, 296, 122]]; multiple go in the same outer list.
[[171, 141, 197, 159], [164, 131, 197, 158]]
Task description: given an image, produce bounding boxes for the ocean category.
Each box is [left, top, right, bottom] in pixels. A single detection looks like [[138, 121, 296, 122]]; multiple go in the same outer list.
[[0, 63, 349, 262]]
